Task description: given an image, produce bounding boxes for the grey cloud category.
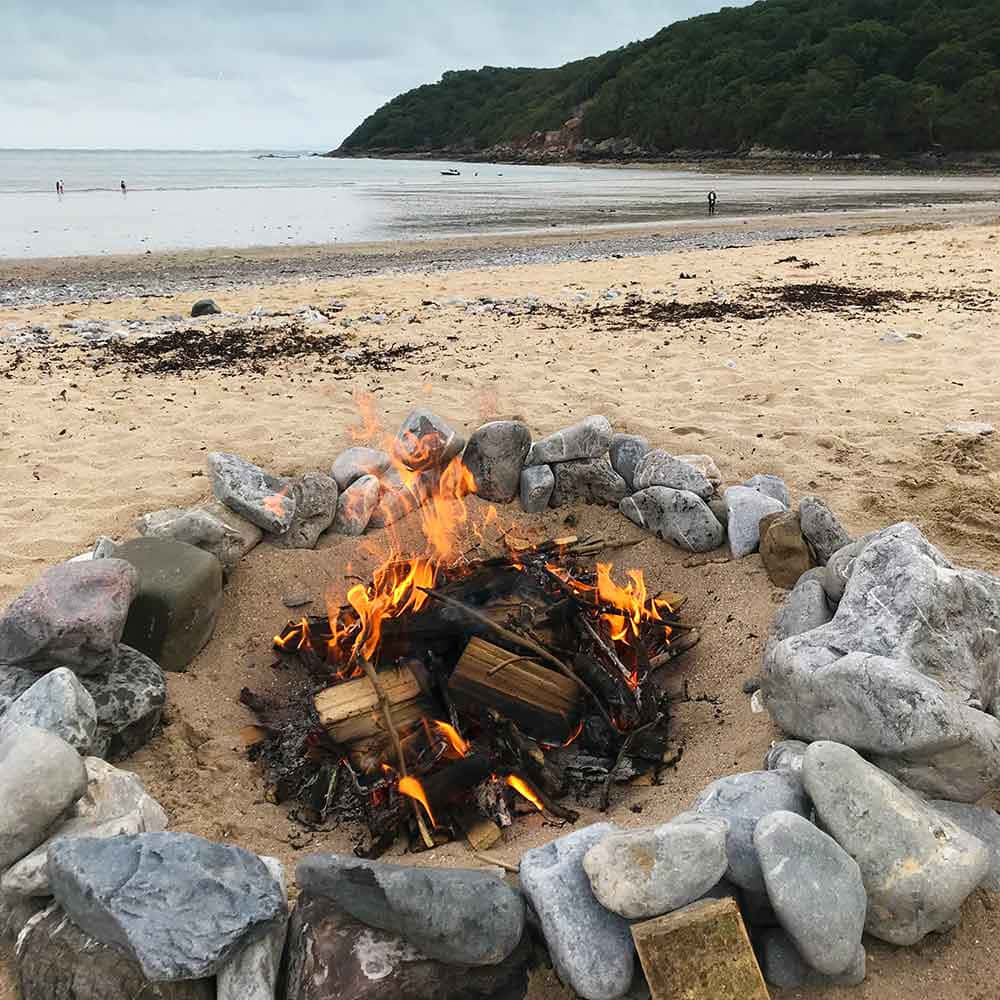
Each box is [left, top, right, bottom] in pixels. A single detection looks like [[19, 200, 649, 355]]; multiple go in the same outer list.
[[4, 1, 750, 149]]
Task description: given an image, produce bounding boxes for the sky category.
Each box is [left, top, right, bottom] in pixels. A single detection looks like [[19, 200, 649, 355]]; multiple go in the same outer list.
[[4, 1, 750, 151]]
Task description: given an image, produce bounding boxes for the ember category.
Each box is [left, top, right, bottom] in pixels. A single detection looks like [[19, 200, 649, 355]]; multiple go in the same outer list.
[[246, 407, 693, 856]]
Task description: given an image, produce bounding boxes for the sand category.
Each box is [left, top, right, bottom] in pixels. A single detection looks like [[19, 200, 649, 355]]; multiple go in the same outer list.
[[1, 212, 999, 999]]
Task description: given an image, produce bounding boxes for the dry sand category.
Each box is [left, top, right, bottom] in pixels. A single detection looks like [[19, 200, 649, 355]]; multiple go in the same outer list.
[[1, 214, 1000, 999]]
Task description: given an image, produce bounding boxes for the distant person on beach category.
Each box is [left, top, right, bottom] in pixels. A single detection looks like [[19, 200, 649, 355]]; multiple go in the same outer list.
[[55, 180, 63, 196], [708, 190, 718, 215], [120, 179, 127, 194]]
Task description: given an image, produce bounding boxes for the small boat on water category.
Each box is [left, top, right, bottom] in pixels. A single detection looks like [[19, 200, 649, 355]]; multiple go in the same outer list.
[[440, 169, 461, 176]]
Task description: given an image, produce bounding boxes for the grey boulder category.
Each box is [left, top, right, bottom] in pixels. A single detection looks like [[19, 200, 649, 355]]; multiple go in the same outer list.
[[0, 559, 138, 675], [520, 463, 555, 513], [330, 446, 392, 491], [48, 832, 287, 980], [393, 409, 462, 470], [208, 451, 296, 533], [190, 298, 220, 317], [463, 420, 532, 502], [690, 771, 810, 894], [757, 928, 866, 989], [822, 532, 875, 603], [724, 486, 786, 558], [368, 468, 436, 528], [675, 453, 723, 490], [268, 474, 338, 549], [634, 450, 714, 499], [526, 415, 612, 465], [802, 741, 989, 945], [0, 668, 97, 752], [296, 853, 523, 966], [764, 739, 809, 775], [768, 571, 832, 646], [929, 800, 1000, 891], [332, 474, 380, 535], [744, 474, 791, 508], [550, 457, 628, 507], [137, 507, 248, 573], [798, 496, 851, 565], [519, 823, 633, 1000], [754, 810, 866, 975], [0, 724, 87, 870], [15, 903, 215, 1000], [763, 523, 1000, 801], [582, 817, 729, 919], [2, 757, 168, 898], [609, 433, 650, 489], [620, 487, 724, 553]]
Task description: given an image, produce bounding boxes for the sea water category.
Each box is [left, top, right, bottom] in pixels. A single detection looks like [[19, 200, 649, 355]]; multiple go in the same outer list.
[[0, 148, 996, 258]]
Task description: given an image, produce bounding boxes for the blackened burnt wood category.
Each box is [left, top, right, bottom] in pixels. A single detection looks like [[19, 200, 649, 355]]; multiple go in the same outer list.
[[421, 752, 494, 813], [449, 637, 582, 743]]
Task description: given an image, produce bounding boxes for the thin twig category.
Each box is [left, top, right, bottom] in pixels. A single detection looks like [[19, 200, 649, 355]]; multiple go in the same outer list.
[[418, 586, 617, 730], [600, 719, 659, 812], [649, 630, 701, 669], [471, 851, 520, 873], [580, 616, 634, 689]]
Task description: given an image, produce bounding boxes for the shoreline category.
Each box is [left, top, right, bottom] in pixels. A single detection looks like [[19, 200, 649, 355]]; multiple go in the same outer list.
[[3, 200, 998, 310]]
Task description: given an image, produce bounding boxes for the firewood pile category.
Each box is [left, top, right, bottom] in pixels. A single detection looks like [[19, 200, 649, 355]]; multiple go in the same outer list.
[[243, 533, 697, 857]]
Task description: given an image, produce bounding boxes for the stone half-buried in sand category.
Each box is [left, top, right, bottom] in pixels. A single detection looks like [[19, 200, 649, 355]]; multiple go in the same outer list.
[[762, 521, 1000, 801]]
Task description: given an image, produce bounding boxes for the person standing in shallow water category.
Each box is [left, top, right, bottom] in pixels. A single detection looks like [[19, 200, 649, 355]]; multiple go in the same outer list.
[[707, 190, 718, 215], [120, 179, 127, 194]]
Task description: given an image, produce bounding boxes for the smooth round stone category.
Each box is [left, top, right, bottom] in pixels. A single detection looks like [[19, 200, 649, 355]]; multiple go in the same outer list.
[[330, 446, 392, 491], [633, 450, 713, 499], [462, 420, 532, 503], [583, 817, 729, 919], [621, 486, 724, 553], [520, 464, 555, 513], [724, 486, 786, 558], [755, 810, 866, 975], [332, 474, 380, 535], [525, 415, 613, 466], [798, 495, 851, 565], [550, 457, 628, 507], [744, 474, 790, 508], [609, 433, 649, 489], [0, 668, 97, 753]]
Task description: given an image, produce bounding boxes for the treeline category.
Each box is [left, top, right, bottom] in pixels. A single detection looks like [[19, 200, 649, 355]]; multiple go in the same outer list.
[[338, 0, 1000, 157]]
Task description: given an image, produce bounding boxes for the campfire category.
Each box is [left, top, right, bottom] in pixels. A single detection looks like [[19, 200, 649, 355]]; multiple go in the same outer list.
[[243, 417, 693, 856]]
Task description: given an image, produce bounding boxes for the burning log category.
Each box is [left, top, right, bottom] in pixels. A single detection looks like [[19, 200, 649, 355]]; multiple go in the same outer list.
[[314, 665, 427, 745], [448, 637, 582, 743]]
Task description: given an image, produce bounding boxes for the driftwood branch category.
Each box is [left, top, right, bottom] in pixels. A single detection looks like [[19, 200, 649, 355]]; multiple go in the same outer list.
[[649, 629, 701, 669]]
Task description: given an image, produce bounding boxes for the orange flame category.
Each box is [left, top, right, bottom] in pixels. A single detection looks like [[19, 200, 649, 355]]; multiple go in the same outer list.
[[432, 720, 470, 758], [506, 774, 544, 812], [398, 775, 436, 827], [262, 485, 290, 519]]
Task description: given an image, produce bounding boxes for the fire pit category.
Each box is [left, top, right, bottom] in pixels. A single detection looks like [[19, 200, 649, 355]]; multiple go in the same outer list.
[[243, 439, 692, 856]]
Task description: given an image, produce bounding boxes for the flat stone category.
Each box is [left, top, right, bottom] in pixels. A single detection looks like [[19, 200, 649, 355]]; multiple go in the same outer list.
[[83, 644, 166, 759], [763, 523, 1000, 801], [764, 739, 809, 775], [759, 511, 813, 589], [583, 817, 729, 919], [609, 433, 650, 489], [393, 409, 462, 470], [633, 450, 713, 499], [190, 298, 220, 317], [550, 457, 628, 507], [526, 415, 613, 465], [296, 853, 524, 966], [268, 473, 338, 549], [757, 928, 866, 989], [621, 487, 724, 553], [929, 800, 1000, 891], [0, 559, 138, 675], [463, 420, 532, 502], [332, 474, 380, 534], [520, 463, 555, 513], [769, 573, 831, 645], [675, 453, 723, 489], [137, 507, 247, 573], [744, 474, 790, 507], [330, 446, 392, 490], [802, 741, 989, 945], [690, 771, 809, 894], [2, 757, 167, 898], [0, 724, 87, 870], [632, 898, 769, 1000], [15, 904, 215, 1000], [755, 810, 866, 975], [115, 538, 223, 672], [519, 822, 633, 1000], [283, 892, 530, 1000], [208, 451, 295, 533], [198, 498, 264, 560], [0, 668, 97, 753], [724, 486, 786, 558], [48, 831, 287, 980], [798, 496, 851, 565], [944, 421, 994, 436], [217, 856, 287, 1000]]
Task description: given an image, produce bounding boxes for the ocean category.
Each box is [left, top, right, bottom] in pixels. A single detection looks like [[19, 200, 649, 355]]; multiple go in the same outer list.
[[0, 148, 997, 259]]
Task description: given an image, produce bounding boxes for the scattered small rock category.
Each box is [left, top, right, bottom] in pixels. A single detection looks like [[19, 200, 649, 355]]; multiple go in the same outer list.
[[190, 299, 221, 317]]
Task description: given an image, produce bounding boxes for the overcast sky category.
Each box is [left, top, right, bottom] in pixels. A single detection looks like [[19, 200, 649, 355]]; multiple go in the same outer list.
[[5, 1, 749, 150]]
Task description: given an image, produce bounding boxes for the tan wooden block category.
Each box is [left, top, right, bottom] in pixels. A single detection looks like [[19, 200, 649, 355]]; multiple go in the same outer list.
[[632, 897, 770, 1000]]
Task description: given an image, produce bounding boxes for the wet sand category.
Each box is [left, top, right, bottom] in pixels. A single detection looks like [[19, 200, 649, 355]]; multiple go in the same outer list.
[[1, 208, 1000, 999]]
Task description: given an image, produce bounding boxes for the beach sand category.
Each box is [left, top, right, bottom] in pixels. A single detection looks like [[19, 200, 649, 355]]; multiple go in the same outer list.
[[1, 214, 999, 999]]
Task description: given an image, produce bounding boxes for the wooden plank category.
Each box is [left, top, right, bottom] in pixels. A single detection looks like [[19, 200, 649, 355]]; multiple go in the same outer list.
[[632, 898, 770, 1000], [315, 666, 424, 744]]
